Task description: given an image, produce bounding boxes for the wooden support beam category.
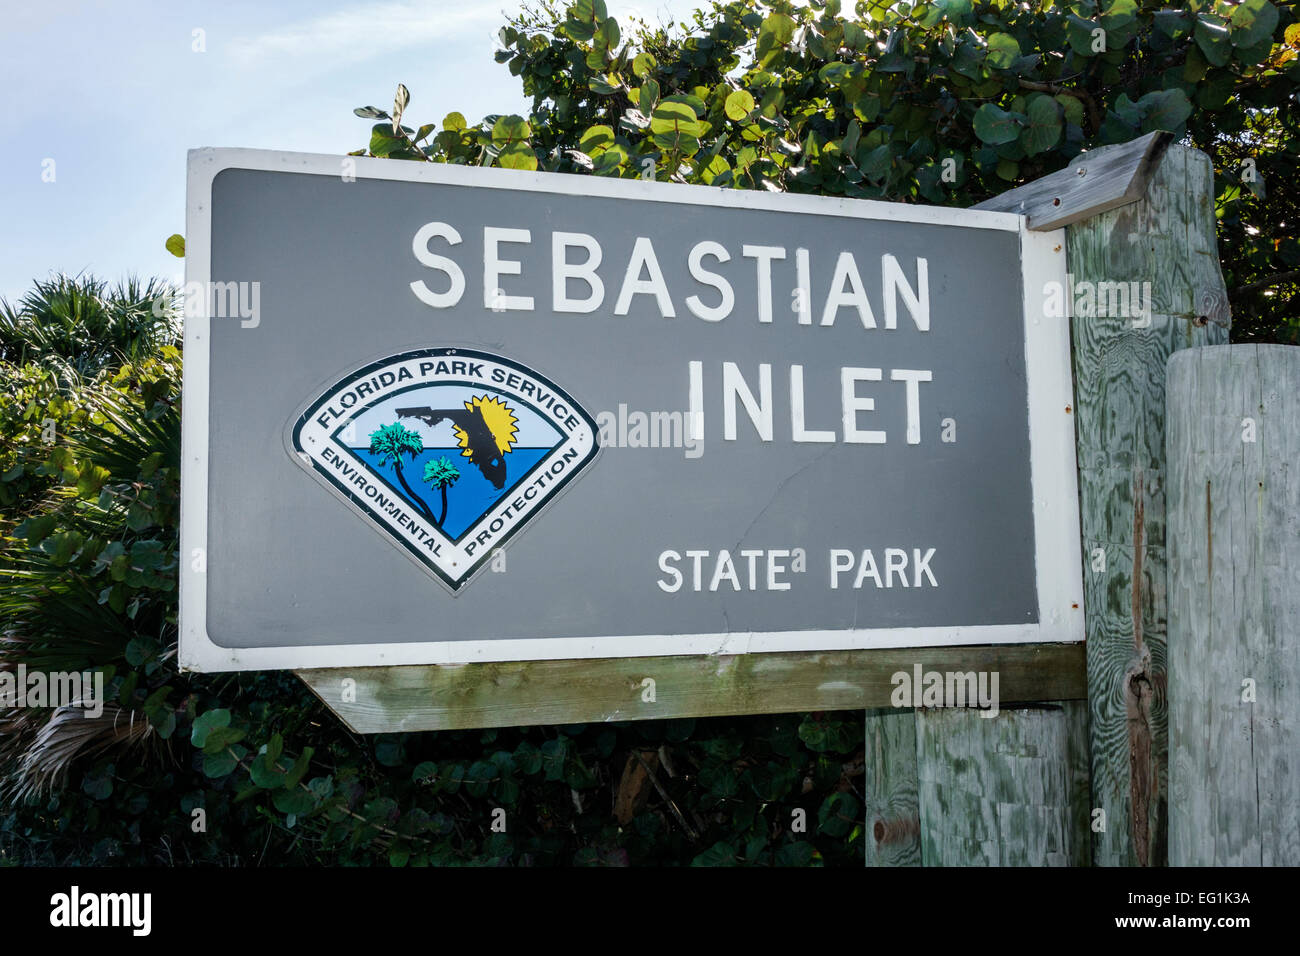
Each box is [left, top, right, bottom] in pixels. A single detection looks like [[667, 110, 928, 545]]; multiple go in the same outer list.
[[973, 131, 1172, 231], [1167, 345, 1300, 866], [297, 642, 1084, 734], [916, 703, 1091, 866], [1067, 144, 1229, 868]]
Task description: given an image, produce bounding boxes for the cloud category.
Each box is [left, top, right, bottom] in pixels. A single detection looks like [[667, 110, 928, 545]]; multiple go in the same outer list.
[[227, 1, 506, 66]]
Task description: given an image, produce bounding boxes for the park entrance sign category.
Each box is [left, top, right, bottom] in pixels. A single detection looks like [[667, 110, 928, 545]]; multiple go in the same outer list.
[[179, 147, 1083, 672]]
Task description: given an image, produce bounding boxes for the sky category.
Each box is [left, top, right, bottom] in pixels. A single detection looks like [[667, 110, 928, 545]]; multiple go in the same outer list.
[[0, 0, 707, 303]]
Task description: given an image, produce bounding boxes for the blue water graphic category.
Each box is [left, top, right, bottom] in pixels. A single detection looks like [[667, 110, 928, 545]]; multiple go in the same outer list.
[[350, 447, 552, 540]]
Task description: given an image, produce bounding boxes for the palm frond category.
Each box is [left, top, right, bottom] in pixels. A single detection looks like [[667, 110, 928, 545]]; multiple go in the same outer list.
[[0, 272, 179, 385], [2, 702, 157, 803]]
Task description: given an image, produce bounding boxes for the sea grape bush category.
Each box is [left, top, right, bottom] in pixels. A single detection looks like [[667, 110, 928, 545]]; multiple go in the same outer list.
[[353, 0, 1299, 342]]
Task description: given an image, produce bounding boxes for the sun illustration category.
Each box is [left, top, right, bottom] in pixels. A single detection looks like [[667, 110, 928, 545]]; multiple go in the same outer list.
[[454, 394, 518, 459]]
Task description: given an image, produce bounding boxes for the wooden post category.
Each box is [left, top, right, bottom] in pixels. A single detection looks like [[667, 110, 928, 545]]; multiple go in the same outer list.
[[949, 132, 1231, 868], [1064, 144, 1230, 867], [916, 703, 1090, 866], [863, 707, 921, 867], [859, 135, 1173, 869], [1166, 345, 1300, 866]]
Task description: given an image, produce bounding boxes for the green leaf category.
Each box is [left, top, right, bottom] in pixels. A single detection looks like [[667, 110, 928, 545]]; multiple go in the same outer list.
[[638, 78, 660, 115], [1194, 16, 1232, 66], [842, 21, 868, 51], [592, 143, 627, 173], [250, 752, 285, 789], [725, 89, 755, 121], [1055, 93, 1086, 127], [818, 791, 861, 837], [660, 92, 708, 118], [273, 788, 316, 816], [936, 0, 974, 26], [354, 106, 390, 119], [164, 234, 185, 258], [17, 514, 56, 545], [691, 841, 738, 866], [1065, 14, 1103, 56], [1136, 88, 1192, 132], [75, 463, 109, 498], [972, 103, 1026, 145], [1154, 8, 1193, 38], [860, 143, 893, 181], [984, 33, 1020, 69], [283, 749, 313, 790], [540, 738, 568, 781], [465, 760, 495, 797], [1021, 95, 1063, 155], [514, 741, 543, 775], [748, 761, 798, 801], [442, 111, 467, 132], [497, 142, 538, 171], [632, 51, 657, 78], [369, 123, 407, 158], [82, 770, 113, 801], [650, 101, 701, 155], [1229, 0, 1278, 49], [42, 530, 83, 565], [774, 840, 818, 866], [589, 73, 621, 95], [756, 12, 797, 67], [598, 14, 620, 49], [491, 114, 532, 146], [203, 748, 240, 779], [201, 725, 245, 755], [579, 125, 615, 154], [190, 708, 231, 748], [699, 762, 740, 798], [391, 82, 409, 132]]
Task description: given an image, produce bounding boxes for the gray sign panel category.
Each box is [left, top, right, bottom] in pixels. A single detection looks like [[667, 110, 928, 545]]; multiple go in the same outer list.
[[180, 148, 1083, 671]]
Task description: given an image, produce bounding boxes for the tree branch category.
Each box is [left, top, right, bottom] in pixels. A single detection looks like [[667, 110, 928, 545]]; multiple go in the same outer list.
[[1232, 269, 1300, 298]]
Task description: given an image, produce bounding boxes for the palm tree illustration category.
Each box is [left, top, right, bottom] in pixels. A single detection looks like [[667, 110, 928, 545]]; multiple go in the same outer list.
[[368, 422, 436, 523], [422, 456, 461, 527]]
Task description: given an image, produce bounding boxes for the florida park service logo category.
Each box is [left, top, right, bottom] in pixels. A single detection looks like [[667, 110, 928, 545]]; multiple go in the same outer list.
[[288, 348, 598, 591]]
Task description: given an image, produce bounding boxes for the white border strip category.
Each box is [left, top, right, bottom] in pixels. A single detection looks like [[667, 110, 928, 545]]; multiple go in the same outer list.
[[179, 147, 1083, 672]]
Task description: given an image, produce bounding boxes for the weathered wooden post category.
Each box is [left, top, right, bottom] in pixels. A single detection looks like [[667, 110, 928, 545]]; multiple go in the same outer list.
[[1167, 345, 1300, 866], [863, 132, 1230, 868], [916, 704, 1090, 866], [1062, 142, 1230, 867], [863, 707, 920, 867]]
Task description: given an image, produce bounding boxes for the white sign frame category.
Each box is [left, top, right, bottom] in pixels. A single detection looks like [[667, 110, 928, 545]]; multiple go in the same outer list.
[[179, 147, 1083, 672]]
